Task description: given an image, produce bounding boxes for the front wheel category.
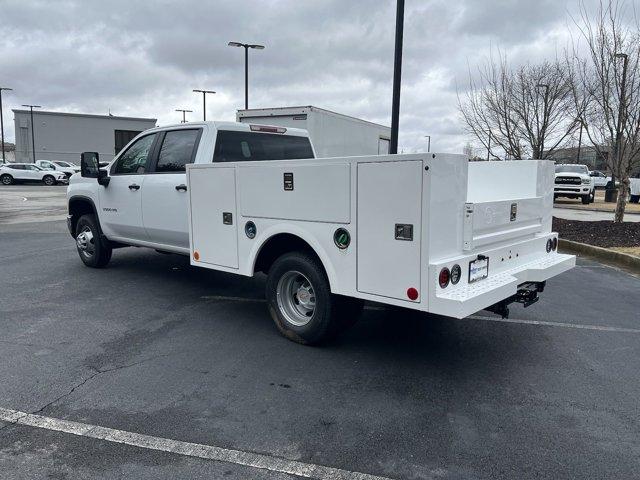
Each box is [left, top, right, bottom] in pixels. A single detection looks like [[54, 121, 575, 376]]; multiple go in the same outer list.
[[266, 252, 342, 345], [75, 214, 112, 268], [581, 194, 591, 205], [43, 175, 57, 186]]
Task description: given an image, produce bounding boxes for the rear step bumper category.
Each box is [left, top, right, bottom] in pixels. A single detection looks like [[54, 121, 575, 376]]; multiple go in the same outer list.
[[432, 253, 575, 319]]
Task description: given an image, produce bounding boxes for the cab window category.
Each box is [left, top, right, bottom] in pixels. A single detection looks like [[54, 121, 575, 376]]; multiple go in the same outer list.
[[113, 134, 157, 174], [213, 131, 314, 162], [155, 129, 201, 172]]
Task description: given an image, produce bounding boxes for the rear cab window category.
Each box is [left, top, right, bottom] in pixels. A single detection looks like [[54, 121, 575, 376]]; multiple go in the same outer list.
[[154, 129, 201, 173], [213, 130, 314, 163]]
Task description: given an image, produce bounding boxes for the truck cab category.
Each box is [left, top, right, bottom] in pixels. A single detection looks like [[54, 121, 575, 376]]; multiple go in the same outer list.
[[67, 122, 315, 254]]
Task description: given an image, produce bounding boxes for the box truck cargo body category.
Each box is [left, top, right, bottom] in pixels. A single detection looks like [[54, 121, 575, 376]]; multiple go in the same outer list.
[[237, 106, 391, 158]]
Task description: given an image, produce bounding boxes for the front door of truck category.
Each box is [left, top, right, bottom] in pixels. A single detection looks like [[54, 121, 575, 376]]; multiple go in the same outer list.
[[99, 133, 157, 241], [141, 128, 202, 249]]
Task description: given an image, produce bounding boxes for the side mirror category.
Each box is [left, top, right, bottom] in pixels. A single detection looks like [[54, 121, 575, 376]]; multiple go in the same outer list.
[[81, 152, 110, 186]]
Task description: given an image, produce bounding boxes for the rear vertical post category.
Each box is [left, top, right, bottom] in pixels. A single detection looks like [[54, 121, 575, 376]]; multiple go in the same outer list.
[[389, 0, 404, 155]]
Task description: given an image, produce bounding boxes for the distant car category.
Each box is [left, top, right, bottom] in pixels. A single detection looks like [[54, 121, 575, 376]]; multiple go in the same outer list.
[[554, 164, 595, 204], [35, 159, 81, 180], [589, 170, 609, 189], [0, 163, 67, 186], [630, 178, 640, 204]]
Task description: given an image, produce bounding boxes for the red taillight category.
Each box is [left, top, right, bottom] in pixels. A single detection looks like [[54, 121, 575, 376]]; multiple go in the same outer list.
[[407, 287, 419, 301], [249, 124, 287, 134], [439, 268, 450, 289]]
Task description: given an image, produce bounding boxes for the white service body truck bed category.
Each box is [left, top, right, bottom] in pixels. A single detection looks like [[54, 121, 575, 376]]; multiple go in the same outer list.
[[187, 154, 575, 318]]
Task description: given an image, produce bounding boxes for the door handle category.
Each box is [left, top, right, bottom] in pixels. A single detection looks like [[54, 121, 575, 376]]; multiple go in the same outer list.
[[175, 184, 187, 192], [128, 183, 140, 191]]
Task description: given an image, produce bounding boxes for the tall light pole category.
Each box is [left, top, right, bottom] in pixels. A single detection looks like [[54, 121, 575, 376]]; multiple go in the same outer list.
[[21, 104, 41, 163], [0, 87, 13, 163], [424, 135, 431, 152], [228, 42, 265, 110], [536, 83, 549, 159], [193, 89, 216, 121], [175, 109, 192, 123], [389, 0, 405, 155]]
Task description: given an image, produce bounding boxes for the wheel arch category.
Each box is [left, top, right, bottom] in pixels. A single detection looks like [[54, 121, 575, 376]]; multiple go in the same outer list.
[[250, 226, 338, 292], [68, 195, 102, 236]]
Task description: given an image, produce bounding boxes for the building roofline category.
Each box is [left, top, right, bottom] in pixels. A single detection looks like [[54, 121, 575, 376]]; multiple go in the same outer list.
[[12, 109, 157, 122]]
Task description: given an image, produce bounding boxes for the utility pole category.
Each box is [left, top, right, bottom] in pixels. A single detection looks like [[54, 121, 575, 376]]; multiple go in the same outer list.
[[21, 104, 41, 163], [228, 42, 265, 110], [175, 109, 193, 123], [607, 53, 629, 203], [0, 87, 13, 163], [576, 119, 583, 164], [536, 84, 549, 159], [389, 0, 404, 155], [424, 135, 431, 152], [193, 89, 216, 121]]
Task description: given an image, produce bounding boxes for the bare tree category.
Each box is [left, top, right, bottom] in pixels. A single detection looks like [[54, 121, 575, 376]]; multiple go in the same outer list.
[[459, 54, 576, 160], [570, 0, 640, 222]]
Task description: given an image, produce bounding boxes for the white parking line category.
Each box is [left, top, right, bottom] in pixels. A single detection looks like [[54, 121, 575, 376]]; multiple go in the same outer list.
[[0, 408, 393, 480], [468, 314, 640, 333]]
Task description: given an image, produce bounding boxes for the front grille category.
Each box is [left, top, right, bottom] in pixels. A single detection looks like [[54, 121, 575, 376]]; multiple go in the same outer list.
[[555, 176, 581, 185]]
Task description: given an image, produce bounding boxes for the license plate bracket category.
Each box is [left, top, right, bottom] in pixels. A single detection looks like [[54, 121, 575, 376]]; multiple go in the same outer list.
[[469, 255, 489, 283]]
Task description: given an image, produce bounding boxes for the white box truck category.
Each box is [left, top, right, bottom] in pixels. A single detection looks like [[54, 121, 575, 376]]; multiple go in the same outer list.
[[237, 106, 391, 158], [68, 121, 575, 345]]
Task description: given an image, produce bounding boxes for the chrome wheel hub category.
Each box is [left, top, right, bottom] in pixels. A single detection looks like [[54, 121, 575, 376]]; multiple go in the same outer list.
[[76, 227, 95, 258], [276, 271, 316, 327]]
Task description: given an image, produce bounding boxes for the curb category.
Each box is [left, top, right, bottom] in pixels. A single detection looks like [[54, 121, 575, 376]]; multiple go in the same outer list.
[[559, 239, 640, 273], [554, 205, 640, 216]]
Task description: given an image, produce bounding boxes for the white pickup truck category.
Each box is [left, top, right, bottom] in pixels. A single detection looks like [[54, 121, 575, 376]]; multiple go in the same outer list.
[[554, 164, 595, 204], [68, 121, 575, 344]]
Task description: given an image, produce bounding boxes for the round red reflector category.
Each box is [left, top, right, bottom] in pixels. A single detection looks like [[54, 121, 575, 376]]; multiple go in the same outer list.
[[407, 287, 419, 300], [439, 267, 450, 289]]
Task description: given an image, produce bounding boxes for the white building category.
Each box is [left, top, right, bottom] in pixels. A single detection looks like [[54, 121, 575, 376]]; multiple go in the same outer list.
[[13, 110, 157, 164]]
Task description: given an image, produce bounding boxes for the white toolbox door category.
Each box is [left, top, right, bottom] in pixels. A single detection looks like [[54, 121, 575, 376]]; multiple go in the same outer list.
[[357, 160, 423, 301], [189, 167, 238, 269]]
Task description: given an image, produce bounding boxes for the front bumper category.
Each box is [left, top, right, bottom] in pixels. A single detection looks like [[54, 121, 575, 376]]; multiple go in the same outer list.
[[554, 186, 590, 195]]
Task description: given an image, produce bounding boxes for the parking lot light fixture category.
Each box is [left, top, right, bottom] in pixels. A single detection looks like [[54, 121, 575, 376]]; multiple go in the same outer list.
[[175, 109, 193, 123], [0, 87, 13, 163], [227, 41, 265, 110], [193, 89, 216, 121], [21, 104, 41, 163]]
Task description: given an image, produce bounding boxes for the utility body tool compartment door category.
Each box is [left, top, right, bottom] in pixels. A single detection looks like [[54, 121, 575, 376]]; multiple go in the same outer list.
[[188, 167, 238, 268], [357, 160, 423, 301]]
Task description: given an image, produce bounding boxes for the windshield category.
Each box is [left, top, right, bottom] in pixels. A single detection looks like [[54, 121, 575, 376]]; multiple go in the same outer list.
[[555, 165, 587, 174], [54, 161, 73, 167], [213, 131, 314, 162]]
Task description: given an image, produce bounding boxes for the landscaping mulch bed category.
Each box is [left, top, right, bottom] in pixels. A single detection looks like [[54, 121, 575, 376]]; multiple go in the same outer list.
[[553, 217, 640, 248]]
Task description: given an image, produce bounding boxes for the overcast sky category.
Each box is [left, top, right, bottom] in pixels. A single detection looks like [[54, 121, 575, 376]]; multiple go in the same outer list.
[[0, 0, 608, 153]]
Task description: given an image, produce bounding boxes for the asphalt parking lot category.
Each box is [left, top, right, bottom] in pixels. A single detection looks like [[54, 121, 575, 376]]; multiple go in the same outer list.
[[1, 188, 640, 479]]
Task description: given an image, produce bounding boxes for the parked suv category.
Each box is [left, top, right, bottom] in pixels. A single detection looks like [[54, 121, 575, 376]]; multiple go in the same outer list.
[[554, 164, 595, 204], [36, 160, 80, 180], [0, 163, 67, 186]]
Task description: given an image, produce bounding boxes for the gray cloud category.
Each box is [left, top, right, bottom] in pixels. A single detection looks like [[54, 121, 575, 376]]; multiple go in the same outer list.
[[0, 0, 603, 154]]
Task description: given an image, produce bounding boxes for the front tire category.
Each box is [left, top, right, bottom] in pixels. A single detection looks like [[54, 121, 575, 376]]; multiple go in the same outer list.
[[581, 194, 591, 204], [0, 174, 13, 185], [75, 214, 112, 268], [266, 252, 341, 345], [43, 175, 57, 186]]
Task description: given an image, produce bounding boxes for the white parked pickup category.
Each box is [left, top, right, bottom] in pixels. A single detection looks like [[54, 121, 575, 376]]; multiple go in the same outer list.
[[67, 121, 575, 345]]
